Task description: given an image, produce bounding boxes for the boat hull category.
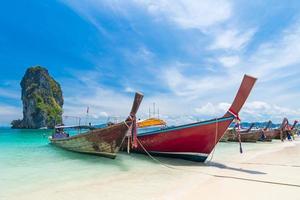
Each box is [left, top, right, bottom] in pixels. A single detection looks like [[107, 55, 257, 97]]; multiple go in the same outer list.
[[50, 123, 129, 159], [226, 130, 260, 143], [131, 116, 234, 162], [272, 130, 287, 140], [258, 130, 275, 142]]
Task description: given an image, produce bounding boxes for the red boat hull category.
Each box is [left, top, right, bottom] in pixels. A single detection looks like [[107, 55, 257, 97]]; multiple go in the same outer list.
[[134, 116, 234, 161], [128, 75, 257, 162]]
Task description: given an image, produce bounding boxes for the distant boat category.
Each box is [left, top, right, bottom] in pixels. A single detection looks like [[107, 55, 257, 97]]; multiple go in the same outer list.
[[224, 122, 273, 143], [39, 126, 48, 130], [259, 119, 285, 141], [49, 92, 143, 159], [223, 123, 259, 143], [226, 128, 261, 143], [127, 75, 257, 162], [259, 118, 295, 141], [258, 120, 273, 142]]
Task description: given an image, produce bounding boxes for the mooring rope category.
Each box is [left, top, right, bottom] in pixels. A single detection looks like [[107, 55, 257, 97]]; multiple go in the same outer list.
[[208, 118, 218, 162], [136, 138, 175, 169], [211, 174, 300, 188]]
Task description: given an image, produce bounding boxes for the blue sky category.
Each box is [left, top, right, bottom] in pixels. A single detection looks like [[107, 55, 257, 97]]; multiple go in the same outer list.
[[1, 0, 300, 125]]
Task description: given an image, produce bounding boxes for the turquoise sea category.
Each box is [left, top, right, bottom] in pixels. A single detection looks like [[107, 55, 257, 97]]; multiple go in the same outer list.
[[0, 128, 283, 199], [0, 128, 161, 199]]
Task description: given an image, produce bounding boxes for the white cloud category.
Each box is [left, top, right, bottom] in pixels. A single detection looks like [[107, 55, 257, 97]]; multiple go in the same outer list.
[[194, 101, 300, 123], [218, 55, 240, 67], [241, 101, 300, 122], [135, 0, 232, 29], [239, 21, 300, 79], [210, 28, 256, 50], [162, 65, 231, 99], [0, 104, 22, 125], [124, 87, 135, 93], [195, 102, 230, 117], [62, 0, 232, 32], [122, 46, 155, 65]]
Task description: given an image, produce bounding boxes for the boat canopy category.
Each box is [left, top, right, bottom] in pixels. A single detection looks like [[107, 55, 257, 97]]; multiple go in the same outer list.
[[137, 118, 166, 128]]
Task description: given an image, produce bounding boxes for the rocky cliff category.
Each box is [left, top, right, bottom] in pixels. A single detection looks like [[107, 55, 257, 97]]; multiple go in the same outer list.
[[11, 66, 63, 129]]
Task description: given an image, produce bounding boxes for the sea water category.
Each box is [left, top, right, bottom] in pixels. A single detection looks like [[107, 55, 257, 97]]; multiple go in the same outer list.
[[0, 128, 284, 199], [0, 128, 161, 199]]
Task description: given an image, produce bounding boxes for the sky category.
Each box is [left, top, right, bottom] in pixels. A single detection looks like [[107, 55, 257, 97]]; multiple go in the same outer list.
[[1, 0, 300, 126]]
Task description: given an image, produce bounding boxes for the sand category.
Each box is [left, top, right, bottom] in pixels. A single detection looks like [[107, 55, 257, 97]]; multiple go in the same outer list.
[[7, 138, 300, 200]]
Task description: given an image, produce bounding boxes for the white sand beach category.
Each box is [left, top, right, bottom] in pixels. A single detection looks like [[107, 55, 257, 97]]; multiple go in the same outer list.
[[6, 138, 300, 200]]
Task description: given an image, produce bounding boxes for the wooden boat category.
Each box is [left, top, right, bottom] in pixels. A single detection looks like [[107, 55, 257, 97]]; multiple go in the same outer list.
[[226, 124, 261, 143], [239, 131, 260, 142], [258, 120, 273, 142], [285, 120, 298, 140], [125, 75, 257, 162], [262, 119, 298, 141], [273, 118, 289, 140], [49, 92, 143, 159]]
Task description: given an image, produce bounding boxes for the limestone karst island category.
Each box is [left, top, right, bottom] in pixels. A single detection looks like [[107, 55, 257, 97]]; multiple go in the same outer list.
[[11, 66, 63, 129]]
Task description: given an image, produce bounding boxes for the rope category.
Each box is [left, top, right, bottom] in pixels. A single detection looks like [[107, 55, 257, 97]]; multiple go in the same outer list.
[[124, 120, 130, 129], [124, 120, 133, 154], [136, 138, 175, 169], [227, 109, 243, 153], [237, 125, 243, 153], [208, 118, 218, 162], [210, 174, 300, 188], [118, 131, 128, 153]]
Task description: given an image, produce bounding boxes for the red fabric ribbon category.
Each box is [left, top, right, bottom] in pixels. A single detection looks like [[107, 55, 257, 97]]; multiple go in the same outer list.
[[228, 108, 240, 121]]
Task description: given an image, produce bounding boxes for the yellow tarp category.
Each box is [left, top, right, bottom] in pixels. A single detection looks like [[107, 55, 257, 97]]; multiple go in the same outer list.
[[137, 118, 166, 128]]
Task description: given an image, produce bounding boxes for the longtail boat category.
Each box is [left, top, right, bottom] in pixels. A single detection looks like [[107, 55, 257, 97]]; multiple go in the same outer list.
[[262, 118, 297, 141], [258, 120, 273, 142], [285, 120, 298, 140], [273, 118, 289, 140], [49, 92, 143, 159], [126, 75, 257, 162], [226, 124, 260, 143]]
